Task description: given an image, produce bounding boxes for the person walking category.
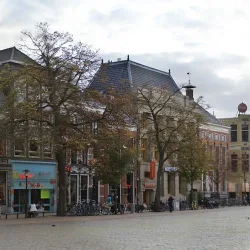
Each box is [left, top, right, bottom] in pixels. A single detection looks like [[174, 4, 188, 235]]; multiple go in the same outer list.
[[168, 196, 174, 213]]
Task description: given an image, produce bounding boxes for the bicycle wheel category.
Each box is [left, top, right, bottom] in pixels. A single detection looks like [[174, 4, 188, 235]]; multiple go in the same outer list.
[[101, 207, 109, 215]]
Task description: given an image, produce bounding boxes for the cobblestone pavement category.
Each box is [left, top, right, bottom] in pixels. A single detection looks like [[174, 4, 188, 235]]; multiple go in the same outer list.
[[1, 207, 250, 250]]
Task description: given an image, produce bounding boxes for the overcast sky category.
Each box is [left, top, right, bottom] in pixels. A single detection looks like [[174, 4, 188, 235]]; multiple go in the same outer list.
[[1, 0, 250, 118]]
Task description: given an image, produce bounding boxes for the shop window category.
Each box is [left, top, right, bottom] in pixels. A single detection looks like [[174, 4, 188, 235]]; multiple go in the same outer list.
[[231, 154, 238, 172], [29, 140, 39, 157], [231, 125, 237, 142], [14, 139, 25, 157], [81, 175, 88, 200], [0, 172, 6, 205], [242, 124, 249, 142], [126, 173, 133, 203], [91, 177, 99, 202], [70, 175, 77, 204], [14, 190, 25, 212], [109, 184, 120, 203]]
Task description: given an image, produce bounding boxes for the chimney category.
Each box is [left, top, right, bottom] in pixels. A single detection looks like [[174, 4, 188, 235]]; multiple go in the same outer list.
[[184, 72, 196, 101], [169, 69, 171, 75], [186, 88, 194, 100]]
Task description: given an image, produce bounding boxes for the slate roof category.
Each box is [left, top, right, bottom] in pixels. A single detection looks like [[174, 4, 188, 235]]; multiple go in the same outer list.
[[197, 104, 225, 125], [90, 58, 225, 126], [90, 59, 181, 94], [0, 47, 34, 64]]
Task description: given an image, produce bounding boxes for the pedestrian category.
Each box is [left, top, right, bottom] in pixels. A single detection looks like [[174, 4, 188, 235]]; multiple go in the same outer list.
[[168, 196, 174, 213]]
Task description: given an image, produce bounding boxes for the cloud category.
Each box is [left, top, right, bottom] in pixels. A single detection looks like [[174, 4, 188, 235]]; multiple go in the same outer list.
[[89, 8, 140, 25], [156, 10, 209, 29], [0, 0, 250, 118], [100, 51, 249, 118]]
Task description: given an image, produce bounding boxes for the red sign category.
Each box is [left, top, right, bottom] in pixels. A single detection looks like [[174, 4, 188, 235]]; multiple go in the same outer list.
[[149, 161, 156, 179], [65, 165, 71, 172], [19, 173, 34, 179]]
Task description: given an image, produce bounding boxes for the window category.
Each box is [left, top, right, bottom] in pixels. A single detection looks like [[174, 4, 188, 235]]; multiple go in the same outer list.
[[43, 143, 52, 158], [29, 140, 39, 157], [221, 135, 226, 142], [201, 131, 206, 138], [208, 133, 212, 139], [209, 145, 213, 156], [88, 148, 94, 164], [222, 147, 226, 165], [82, 150, 88, 165], [231, 154, 238, 172], [215, 146, 220, 164], [70, 175, 77, 204], [91, 121, 98, 135], [141, 138, 148, 161], [231, 125, 237, 142], [0, 172, 6, 205], [242, 154, 249, 172], [14, 139, 25, 157], [215, 134, 219, 141], [71, 150, 77, 165], [242, 124, 248, 142], [144, 171, 150, 178], [129, 137, 135, 147]]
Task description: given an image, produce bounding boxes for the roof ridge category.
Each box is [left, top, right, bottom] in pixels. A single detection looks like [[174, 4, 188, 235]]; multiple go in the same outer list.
[[129, 60, 170, 76], [10, 47, 15, 60], [104, 59, 171, 76]]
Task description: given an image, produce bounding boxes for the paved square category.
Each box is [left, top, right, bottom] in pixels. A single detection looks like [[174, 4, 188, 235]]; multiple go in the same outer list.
[[1, 207, 250, 250]]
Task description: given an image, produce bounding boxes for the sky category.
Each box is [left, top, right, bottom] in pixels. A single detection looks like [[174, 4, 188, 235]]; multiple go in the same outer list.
[[0, 0, 250, 118]]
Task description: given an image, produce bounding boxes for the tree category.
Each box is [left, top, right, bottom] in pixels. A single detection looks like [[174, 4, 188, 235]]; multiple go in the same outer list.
[[177, 123, 210, 204], [0, 23, 134, 216], [241, 152, 249, 199], [91, 132, 135, 213], [136, 84, 207, 211]]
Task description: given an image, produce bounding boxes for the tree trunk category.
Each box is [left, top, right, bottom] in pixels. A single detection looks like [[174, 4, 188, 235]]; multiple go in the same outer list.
[[190, 182, 194, 207], [216, 169, 219, 197], [56, 150, 66, 216], [114, 186, 117, 214], [154, 162, 163, 212]]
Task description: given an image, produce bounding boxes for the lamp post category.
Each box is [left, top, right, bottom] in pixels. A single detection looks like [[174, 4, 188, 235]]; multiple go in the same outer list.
[[24, 169, 29, 218]]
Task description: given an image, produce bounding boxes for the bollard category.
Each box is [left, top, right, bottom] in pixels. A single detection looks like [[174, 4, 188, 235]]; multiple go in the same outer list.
[[130, 203, 135, 213]]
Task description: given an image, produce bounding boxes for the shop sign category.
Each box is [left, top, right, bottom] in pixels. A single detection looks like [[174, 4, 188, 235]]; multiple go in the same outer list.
[[164, 166, 177, 172], [144, 183, 156, 189], [12, 161, 57, 189]]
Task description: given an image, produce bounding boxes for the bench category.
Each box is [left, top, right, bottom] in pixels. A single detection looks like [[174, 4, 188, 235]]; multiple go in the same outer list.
[[5, 212, 24, 219], [5, 211, 52, 219]]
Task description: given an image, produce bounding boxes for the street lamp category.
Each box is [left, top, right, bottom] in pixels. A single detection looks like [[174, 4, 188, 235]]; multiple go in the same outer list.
[[24, 169, 29, 218]]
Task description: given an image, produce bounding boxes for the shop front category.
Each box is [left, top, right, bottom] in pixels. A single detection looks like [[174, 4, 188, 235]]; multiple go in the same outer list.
[[10, 160, 57, 213]]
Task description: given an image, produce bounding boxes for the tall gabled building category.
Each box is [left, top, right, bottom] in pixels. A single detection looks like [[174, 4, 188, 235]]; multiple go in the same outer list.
[[219, 102, 250, 199], [0, 47, 57, 213], [90, 57, 230, 205]]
